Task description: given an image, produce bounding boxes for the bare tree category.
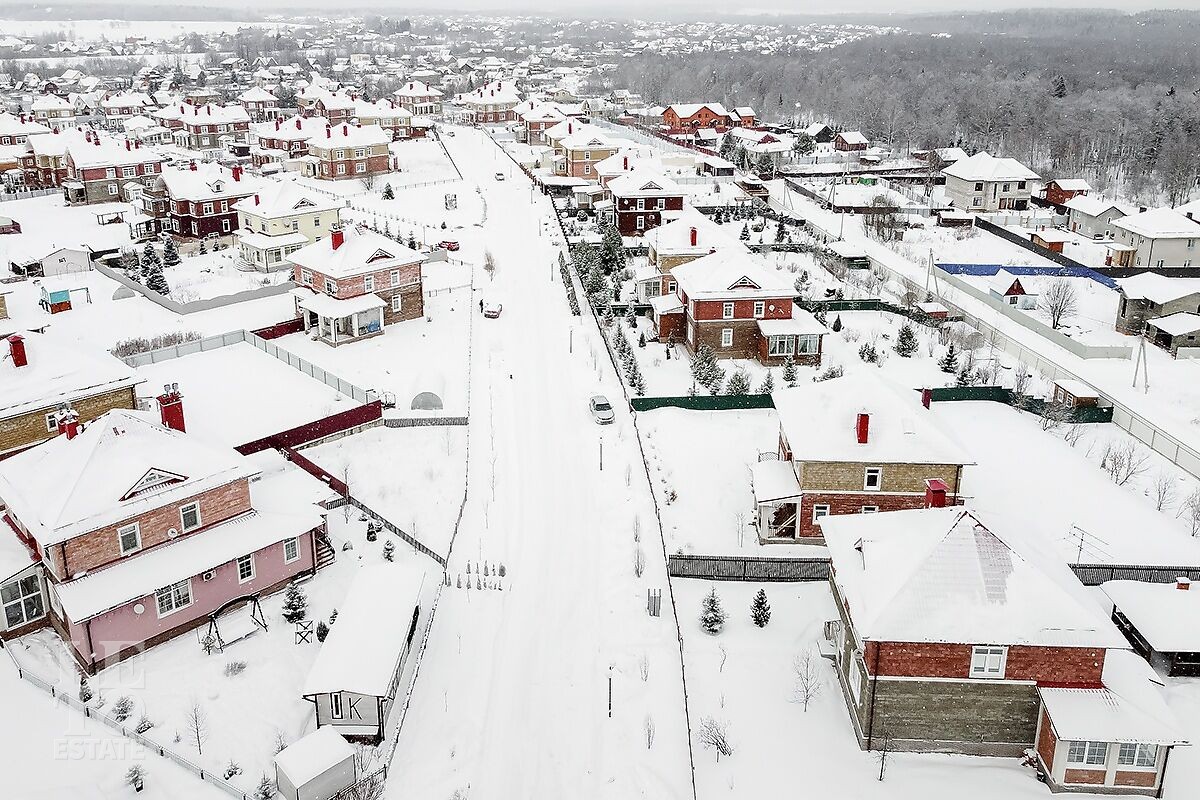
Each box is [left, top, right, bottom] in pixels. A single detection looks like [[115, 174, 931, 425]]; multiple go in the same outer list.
[[1151, 471, 1179, 512], [483, 249, 496, 282], [341, 464, 352, 522], [1040, 278, 1078, 330], [1178, 487, 1200, 536], [697, 716, 734, 762], [862, 194, 902, 242], [1011, 362, 1032, 399], [875, 731, 894, 782], [1062, 423, 1087, 448], [1100, 440, 1151, 486], [790, 650, 822, 711], [633, 545, 645, 578], [639, 653, 649, 682], [1040, 400, 1072, 431], [185, 700, 208, 755], [644, 714, 656, 750]]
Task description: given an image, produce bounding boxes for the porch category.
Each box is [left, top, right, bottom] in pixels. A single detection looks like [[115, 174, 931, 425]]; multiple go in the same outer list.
[[750, 459, 803, 542], [238, 230, 308, 272], [294, 288, 386, 347]]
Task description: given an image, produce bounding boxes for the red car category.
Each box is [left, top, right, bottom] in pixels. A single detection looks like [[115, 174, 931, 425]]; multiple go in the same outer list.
[[437, 240, 460, 252]]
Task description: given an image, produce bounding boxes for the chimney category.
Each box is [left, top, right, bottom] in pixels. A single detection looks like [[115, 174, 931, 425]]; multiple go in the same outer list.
[[295, 117, 302, 130], [924, 478, 948, 509], [254, 193, 260, 205], [232, 165, 242, 182], [1188, 212, 1195, 221], [94, 136, 100, 146], [330, 226, 345, 250], [921, 388, 932, 409], [56, 408, 81, 440], [342, 124, 348, 135], [1178, 577, 1192, 591], [623, 156, 628, 170], [125, 139, 131, 150], [189, 160, 197, 171], [157, 383, 186, 432], [689, 226, 697, 246], [135, 140, 140, 149], [7, 334, 28, 368], [856, 412, 870, 444]]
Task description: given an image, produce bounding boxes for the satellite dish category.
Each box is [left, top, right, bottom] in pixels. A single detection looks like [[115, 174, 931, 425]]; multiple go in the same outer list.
[[167, 528, 179, 539], [133, 603, 145, 615]]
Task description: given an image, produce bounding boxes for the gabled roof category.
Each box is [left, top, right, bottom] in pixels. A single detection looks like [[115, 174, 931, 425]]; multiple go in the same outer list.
[[671, 248, 793, 301], [1117, 272, 1200, 304], [0, 335, 143, 425], [824, 507, 1129, 648], [943, 151, 1039, 182], [232, 181, 344, 218], [989, 269, 1032, 296], [645, 207, 748, 257], [0, 410, 256, 548], [606, 171, 682, 198], [666, 103, 730, 120], [159, 162, 259, 202], [1113, 207, 1200, 239], [287, 226, 423, 279], [1047, 178, 1091, 192], [1064, 194, 1138, 219], [836, 130, 868, 145]]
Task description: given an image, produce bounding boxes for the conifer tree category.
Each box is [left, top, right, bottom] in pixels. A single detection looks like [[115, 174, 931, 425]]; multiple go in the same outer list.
[[831, 315, 842, 333], [144, 259, 170, 295], [281, 583, 307, 624], [625, 354, 647, 396], [939, 342, 959, 373], [161, 237, 181, 268], [381, 183, 394, 200], [750, 588, 771, 628], [757, 369, 775, 395], [699, 588, 727, 635], [893, 323, 918, 357], [781, 355, 797, 386], [725, 370, 751, 395]]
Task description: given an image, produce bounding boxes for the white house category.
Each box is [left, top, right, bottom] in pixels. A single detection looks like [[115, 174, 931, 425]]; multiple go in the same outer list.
[[1111, 207, 1200, 269], [942, 152, 1039, 212]]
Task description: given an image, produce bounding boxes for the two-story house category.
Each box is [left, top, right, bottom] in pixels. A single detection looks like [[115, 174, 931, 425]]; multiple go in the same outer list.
[[456, 81, 521, 124], [640, 208, 747, 302], [655, 249, 824, 366], [0, 112, 50, 148], [1, 333, 143, 458], [942, 152, 1039, 212], [0, 406, 330, 672], [606, 172, 684, 235], [250, 115, 330, 168], [393, 81, 443, 117], [174, 104, 251, 152], [820, 507, 1187, 796], [353, 100, 413, 141], [1110, 207, 1200, 268], [557, 128, 624, 179], [23, 129, 75, 188], [305, 124, 391, 181], [234, 183, 345, 271], [30, 93, 76, 128], [752, 372, 970, 540], [310, 91, 355, 127], [289, 226, 424, 346], [662, 103, 752, 130], [98, 91, 154, 130], [143, 162, 259, 239], [63, 133, 164, 205], [1065, 196, 1138, 240], [237, 86, 280, 122]]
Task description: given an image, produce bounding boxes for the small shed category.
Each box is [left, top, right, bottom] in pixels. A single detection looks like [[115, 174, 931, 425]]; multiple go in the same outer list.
[[0, 216, 20, 235], [1050, 379, 1100, 408], [827, 240, 869, 270], [988, 270, 1037, 310], [1103, 579, 1200, 677], [1029, 228, 1071, 254], [274, 727, 357, 800], [917, 301, 949, 320], [1145, 312, 1200, 358], [937, 209, 973, 228]]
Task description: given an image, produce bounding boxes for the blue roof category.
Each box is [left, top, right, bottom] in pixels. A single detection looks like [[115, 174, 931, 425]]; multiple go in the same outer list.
[[935, 263, 1118, 290]]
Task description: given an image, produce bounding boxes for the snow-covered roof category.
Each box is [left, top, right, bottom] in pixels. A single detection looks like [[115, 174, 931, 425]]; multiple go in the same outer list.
[[1048, 178, 1091, 192], [989, 269, 1032, 297], [666, 103, 730, 120], [55, 505, 323, 621], [1113, 207, 1200, 240], [180, 103, 250, 127], [0, 410, 256, 548], [1103, 580, 1200, 653], [606, 171, 681, 198], [836, 130, 868, 145], [394, 80, 443, 98], [671, 249, 794, 301], [307, 123, 389, 149], [943, 151, 1039, 182], [1039, 649, 1188, 746], [824, 507, 1130, 648], [274, 728, 355, 788], [288, 227, 423, 279], [237, 86, 277, 103], [31, 94, 72, 111], [1117, 272, 1200, 304], [304, 562, 428, 697], [750, 460, 802, 503], [646, 208, 747, 258], [293, 287, 386, 318], [1146, 311, 1200, 336], [756, 308, 827, 337], [233, 181, 344, 219], [253, 114, 331, 142], [0, 112, 50, 137], [159, 162, 259, 203], [0, 335, 143, 425], [1064, 194, 1138, 219], [772, 372, 970, 466], [355, 99, 411, 120], [68, 135, 162, 169], [828, 240, 866, 259]]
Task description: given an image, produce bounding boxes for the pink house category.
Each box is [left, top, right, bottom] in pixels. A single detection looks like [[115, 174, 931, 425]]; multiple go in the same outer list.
[[0, 402, 331, 672]]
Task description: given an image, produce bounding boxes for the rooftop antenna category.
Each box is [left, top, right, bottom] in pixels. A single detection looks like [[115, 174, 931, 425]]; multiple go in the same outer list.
[[1062, 525, 1111, 564]]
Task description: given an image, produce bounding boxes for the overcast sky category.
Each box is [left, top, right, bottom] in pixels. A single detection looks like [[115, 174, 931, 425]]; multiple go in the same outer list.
[[106, 0, 1200, 12]]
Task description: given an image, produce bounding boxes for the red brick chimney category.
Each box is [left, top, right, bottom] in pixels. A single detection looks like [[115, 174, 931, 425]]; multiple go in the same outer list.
[[856, 412, 869, 444], [231, 165, 242, 181], [295, 117, 302, 130], [56, 408, 81, 440], [254, 193, 260, 205], [125, 139, 131, 150], [342, 124, 348, 135], [326, 125, 331, 138], [1178, 577, 1192, 591], [331, 226, 344, 250], [189, 160, 197, 171], [924, 478, 948, 508], [7, 334, 28, 368], [156, 383, 186, 432], [689, 227, 697, 246]]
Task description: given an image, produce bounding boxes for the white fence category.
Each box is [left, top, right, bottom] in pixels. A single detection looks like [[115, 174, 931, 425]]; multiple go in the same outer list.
[[94, 261, 295, 315], [0, 187, 58, 203], [120, 329, 374, 404]]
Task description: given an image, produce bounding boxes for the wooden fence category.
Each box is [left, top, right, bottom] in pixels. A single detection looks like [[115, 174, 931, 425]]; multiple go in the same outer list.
[[668, 553, 831, 581], [1069, 563, 1200, 586]]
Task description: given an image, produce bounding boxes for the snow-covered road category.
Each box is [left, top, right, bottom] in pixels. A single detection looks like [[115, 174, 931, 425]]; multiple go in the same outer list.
[[387, 129, 693, 799]]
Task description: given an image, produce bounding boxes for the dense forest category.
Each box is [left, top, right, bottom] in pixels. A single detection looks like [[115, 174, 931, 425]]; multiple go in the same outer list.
[[598, 10, 1200, 204]]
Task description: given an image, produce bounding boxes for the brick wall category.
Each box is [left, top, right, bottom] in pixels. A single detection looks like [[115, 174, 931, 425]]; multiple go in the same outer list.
[[1063, 768, 1105, 785], [693, 297, 792, 322], [689, 318, 761, 360], [379, 284, 424, 325], [51, 480, 252, 579], [798, 461, 964, 495], [1113, 770, 1158, 788], [1036, 707, 1057, 767], [0, 386, 137, 456], [864, 641, 1106, 685], [800, 492, 927, 537], [294, 260, 422, 303]]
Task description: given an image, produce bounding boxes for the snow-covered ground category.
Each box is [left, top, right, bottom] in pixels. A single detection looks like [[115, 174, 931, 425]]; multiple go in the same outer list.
[[956, 273, 1124, 347], [0, 195, 138, 267], [165, 251, 290, 304]]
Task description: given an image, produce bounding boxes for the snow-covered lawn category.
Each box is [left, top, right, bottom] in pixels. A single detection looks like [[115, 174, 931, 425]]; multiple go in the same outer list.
[[306, 425, 468, 560], [387, 137, 460, 186], [956, 273, 1125, 347], [890, 219, 1062, 270], [0, 195, 137, 268], [134, 342, 353, 449], [8, 512, 410, 798], [272, 262, 473, 415], [165, 251, 290, 304]]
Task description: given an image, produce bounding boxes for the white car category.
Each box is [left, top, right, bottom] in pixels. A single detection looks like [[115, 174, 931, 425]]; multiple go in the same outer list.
[[589, 395, 615, 424], [494, 172, 506, 181], [483, 301, 503, 319]]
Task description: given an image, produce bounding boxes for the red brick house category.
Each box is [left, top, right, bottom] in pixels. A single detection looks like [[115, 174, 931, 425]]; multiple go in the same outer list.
[[311, 92, 355, 127], [661, 103, 752, 130], [655, 249, 823, 365], [237, 87, 280, 123], [250, 115, 329, 167], [456, 81, 521, 125], [1044, 179, 1092, 207], [393, 81, 443, 117], [606, 172, 684, 236], [754, 372, 970, 540], [304, 124, 392, 181], [639, 208, 747, 301], [142, 162, 260, 239], [821, 508, 1187, 794], [289, 226, 424, 346], [63, 133, 164, 205], [175, 104, 251, 151], [0, 407, 332, 672]]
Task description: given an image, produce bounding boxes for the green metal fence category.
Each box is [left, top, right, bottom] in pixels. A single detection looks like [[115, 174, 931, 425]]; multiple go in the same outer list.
[[927, 386, 1114, 423], [800, 298, 946, 327], [630, 394, 776, 412]]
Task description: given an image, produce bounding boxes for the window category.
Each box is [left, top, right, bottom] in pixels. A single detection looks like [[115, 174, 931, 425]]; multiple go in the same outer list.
[[583, 164, 591, 175], [1118, 743, 1157, 768], [390, 270, 400, 286], [2, 574, 45, 628], [107, 184, 118, 196], [236, 554, 255, 583], [722, 301, 735, 319], [720, 328, 733, 348], [330, 693, 344, 719], [45, 412, 58, 433], [768, 335, 795, 357], [355, 163, 366, 174], [753, 301, 765, 318], [122, 166, 135, 178], [118, 523, 141, 555], [364, 275, 375, 292], [1018, 181, 1026, 190], [155, 579, 192, 616], [864, 467, 882, 491], [1189, 239, 1196, 249], [391, 294, 402, 313], [221, 218, 231, 233], [203, 203, 213, 214], [335, 149, 345, 159], [284, 537, 300, 563], [812, 504, 830, 523], [354, 148, 365, 158], [636, 198, 645, 211], [657, 199, 666, 210], [1002, 183, 1010, 192], [848, 652, 863, 705], [106, 167, 116, 178], [667, 280, 677, 294], [1067, 741, 1109, 766], [972, 197, 983, 207], [861, 506, 879, 513], [974, 182, 983, 192], [301, 269, 312, 285], [336, 164, 346, 175], [180, 503, 201, 532], [970, 645, 1007, 679], [325, 278, 337, 295], [635, 215, 644, 230], [796, 335, 819, 354]]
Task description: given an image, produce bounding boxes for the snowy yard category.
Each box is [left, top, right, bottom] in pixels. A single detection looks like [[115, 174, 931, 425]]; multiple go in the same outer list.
[[0, 195, 138, 271], [306, 425, 468, 560], [956, 272, 1125, 347], [164, 251, 291, 304], [133, 342, 353, 449]]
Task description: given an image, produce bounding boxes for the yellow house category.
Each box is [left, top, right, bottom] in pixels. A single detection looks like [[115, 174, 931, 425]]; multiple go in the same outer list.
[[234, 183, 346, 272]]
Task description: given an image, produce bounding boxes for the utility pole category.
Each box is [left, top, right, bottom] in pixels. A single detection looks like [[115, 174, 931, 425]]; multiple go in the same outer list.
[[1132, 329, 1150, 393], [599, 437, 604, 471]]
